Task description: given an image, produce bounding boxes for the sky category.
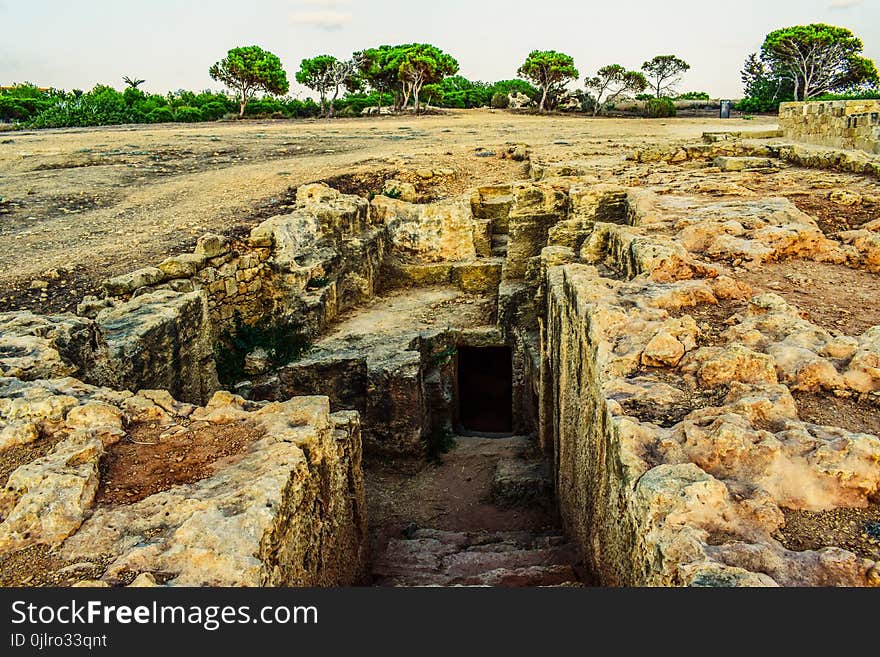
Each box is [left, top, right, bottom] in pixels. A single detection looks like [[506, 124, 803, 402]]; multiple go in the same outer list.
[[1, 0, 878, 98]]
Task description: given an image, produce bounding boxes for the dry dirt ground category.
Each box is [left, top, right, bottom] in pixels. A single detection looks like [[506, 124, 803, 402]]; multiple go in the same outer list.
[[96, 419, 264, 506], [0, 110, 774, 312]]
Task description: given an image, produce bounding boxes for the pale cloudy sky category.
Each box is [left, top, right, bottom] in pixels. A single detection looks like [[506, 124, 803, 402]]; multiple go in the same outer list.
[[1, 0, 877, 98]]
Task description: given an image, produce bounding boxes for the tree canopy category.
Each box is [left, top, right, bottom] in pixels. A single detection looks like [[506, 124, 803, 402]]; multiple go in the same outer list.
[[759, 24, 878, 100], [354, 44, 458, 113], [209, 46, 288, 117], [358, 46, 403, 112], [517, 50, 578, 112], [585, 64, 647, 116], [296, 55, 363, 117], [397, 44, 459, 112], [641, 55, 690, 98]]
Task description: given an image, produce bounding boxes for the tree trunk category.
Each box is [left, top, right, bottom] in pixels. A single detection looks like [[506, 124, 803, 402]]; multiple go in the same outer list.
[[329, 88, 339, 118], [540, 86, 548, 113], [239, 99, 246, 118], [414, 85, 420, 114]]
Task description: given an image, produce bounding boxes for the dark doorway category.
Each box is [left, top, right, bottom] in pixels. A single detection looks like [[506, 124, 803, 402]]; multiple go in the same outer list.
[[457, 346, 513, 435]]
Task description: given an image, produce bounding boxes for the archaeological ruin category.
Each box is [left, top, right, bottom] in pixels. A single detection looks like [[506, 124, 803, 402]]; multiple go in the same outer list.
[[1, 101, 880, 588]]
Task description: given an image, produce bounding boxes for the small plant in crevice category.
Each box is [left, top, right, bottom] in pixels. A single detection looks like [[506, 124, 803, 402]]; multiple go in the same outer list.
[[427, 426, 456, 464], [214, 312, 312, 385], [306, 276, 330, 289], [382, 187, 403, 200], [430, 346, 456, 367]]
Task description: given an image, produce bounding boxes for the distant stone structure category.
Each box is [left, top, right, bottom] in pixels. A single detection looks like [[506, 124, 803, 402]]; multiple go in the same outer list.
[[779, 100, 880, 155]]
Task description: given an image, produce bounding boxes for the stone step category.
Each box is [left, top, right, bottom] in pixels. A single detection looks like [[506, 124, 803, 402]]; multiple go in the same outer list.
[[491, 234, 510, 256], [372, 529, 582, 587], [409, 527, 566, 550], [441, 545, 579, 578], [378, 564, 582, 588], [492, 457, 553, 508], [454, 564, 581, 587]]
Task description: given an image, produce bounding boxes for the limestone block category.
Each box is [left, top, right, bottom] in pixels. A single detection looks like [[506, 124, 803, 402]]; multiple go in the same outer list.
[[158, 253, 206, 280], [382, 180, 418, 203], [451, 262, 502, 294], [372, 195, 476, 263], [296, 183, 369, 237], [104, 267, 167, 296], [713, 156, 778, 171], [194, 233, 230, 258], [95, 290, 218, 404], [472, 219, 493, 257]]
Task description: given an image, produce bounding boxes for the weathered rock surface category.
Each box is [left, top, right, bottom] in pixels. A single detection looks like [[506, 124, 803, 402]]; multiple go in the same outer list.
[[544, 262, 880, 587], [372, 194, 477, 263], [0, 312, 98, 381], [94, 290, 218, 405], [0, 381, 368, 587]]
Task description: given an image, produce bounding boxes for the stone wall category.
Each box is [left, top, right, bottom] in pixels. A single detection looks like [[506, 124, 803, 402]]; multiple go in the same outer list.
[[779, 100, 880, 155], [99, 183, 387, 339], [0, 291, 218, 406], [543, 263, 879, 587], [254, 337, 427, 458]]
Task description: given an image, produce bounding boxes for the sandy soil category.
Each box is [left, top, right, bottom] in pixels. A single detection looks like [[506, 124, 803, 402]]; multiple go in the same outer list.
[[733, 260, 880, 337], [780, 504, 880, 561], [0, 110, 775, 312]]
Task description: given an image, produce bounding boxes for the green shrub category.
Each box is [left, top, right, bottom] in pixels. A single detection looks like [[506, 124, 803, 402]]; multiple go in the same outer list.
[[735, 96, 778, 113], [244, 98, 285, 116], [490, 92, 509, 109], [810, 90, 880, 101], [737, 90, 880, 115], [645, 97, 676, 118], [489, 79, 539, 100], [174, 106, 203, 122], [676, 91, 711, 100], [200, 101, 229, 121], [427, 426, 456, 463], [215, 314, 312, 385], [635, 93, 654, 101], [147, 107, 175, 123]]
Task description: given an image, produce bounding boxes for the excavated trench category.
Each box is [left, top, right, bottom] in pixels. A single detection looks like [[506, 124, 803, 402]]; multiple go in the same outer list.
[[240, 282, 585, 587], [7, 135, 880, 587]]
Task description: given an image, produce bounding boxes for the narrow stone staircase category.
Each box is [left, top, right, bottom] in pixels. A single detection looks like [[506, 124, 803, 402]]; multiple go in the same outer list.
[[367, 435, 584, 587], [373, 527, 582, 586]]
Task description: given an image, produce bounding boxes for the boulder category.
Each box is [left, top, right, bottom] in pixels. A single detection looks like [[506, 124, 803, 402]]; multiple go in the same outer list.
[[95, 290, 218, 405], [104, 267, 166, 296]]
